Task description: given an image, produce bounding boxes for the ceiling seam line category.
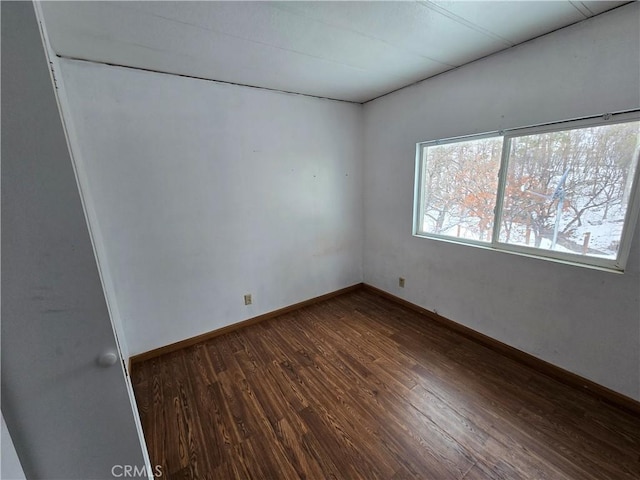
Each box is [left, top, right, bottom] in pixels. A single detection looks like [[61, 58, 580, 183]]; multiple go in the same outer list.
[[416, 0, 514, 46], [54, 54, 363, 105], [579, 1, 596, 15], [570, 1, 593, 17], [115, 6, 373, 73], [269, 3, 457, 68]]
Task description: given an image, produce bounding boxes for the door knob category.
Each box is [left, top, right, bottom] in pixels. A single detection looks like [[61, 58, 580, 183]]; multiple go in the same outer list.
[[97, 351, 119, 367]]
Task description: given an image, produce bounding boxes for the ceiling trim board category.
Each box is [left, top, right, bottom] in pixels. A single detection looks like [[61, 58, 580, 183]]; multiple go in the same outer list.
[[55, 54, 361, 105]]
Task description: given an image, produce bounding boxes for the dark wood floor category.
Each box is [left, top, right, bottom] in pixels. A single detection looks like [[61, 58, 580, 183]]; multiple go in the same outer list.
[[131, 289, 640, 479]]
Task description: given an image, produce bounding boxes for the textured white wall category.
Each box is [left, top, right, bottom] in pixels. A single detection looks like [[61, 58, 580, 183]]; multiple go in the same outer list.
[[58, 59, 363, 356], [363, 4, 640, 399]]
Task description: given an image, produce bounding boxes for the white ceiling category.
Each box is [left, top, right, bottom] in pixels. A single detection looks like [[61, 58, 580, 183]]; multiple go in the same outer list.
[[40, 1, 630, 103]]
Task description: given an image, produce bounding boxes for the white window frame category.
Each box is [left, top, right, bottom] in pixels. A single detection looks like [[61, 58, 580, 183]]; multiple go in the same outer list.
[[413, 111, 640, 272]]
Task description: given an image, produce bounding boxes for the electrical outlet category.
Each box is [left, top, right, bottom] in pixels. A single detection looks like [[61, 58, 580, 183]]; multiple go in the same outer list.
[[244, 294, 252, 305], [399, 277, 405, 288]]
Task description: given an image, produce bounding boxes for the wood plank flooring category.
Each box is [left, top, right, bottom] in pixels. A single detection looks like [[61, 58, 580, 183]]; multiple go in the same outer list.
[[131, 289, 640, 479]]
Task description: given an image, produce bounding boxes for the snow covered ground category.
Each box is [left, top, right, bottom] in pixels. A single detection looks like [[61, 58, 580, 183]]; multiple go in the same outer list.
[[423, 203, 624, 260]]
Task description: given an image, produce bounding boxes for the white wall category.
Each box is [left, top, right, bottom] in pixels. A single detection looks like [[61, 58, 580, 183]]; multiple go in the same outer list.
[[363, 3, 640, 400], [57, 59, 363, 356]]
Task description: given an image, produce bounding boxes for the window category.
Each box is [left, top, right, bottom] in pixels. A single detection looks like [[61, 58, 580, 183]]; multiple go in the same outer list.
[[414, 113, 640, 271]]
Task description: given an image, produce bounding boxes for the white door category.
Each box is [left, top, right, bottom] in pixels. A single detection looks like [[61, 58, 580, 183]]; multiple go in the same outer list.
[[1, 2, 149, 478]]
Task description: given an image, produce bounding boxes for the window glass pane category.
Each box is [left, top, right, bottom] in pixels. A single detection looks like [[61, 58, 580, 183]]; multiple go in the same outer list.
[[499, 121, 640, 259], [420, 136, 503, 242]]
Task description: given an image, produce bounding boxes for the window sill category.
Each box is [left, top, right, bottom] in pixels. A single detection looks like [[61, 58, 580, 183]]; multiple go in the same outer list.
[[412, 232, 626, 274]]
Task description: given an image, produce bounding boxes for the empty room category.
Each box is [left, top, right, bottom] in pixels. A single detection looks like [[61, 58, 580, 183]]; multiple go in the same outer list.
[[2, 1, 640, 479]]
